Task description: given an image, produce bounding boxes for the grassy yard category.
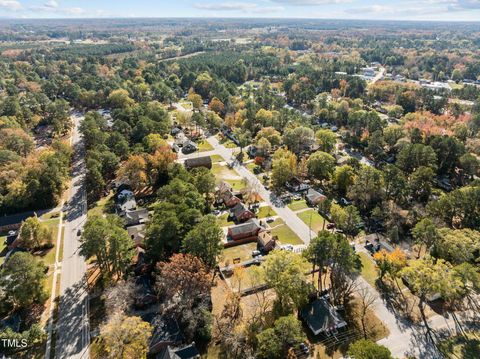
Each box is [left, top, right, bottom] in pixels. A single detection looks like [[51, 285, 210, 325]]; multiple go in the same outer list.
[[438, 332, 480, 359], [0, 235, 6, 265], [271, 223, 303, 245], [358, 252, 378, 287], [198, 139, 214, 152], [256, 206, 276, 219], [288, 199, 308, 211], [211, 163, 246, 190], [245, 161, 260, 173], [297, 210, 327, 233], [219, 242, 257, 267], [88, 191, 114, 217], [216, 213, 231, 227], [210, 154, 224, 163]]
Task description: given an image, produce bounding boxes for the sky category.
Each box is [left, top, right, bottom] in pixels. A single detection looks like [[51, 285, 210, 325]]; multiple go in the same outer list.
[[1, 0, 480, 21]]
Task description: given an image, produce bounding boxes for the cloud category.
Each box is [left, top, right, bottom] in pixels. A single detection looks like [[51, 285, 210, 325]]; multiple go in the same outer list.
[[194, 2, 258, 11], [448, 0, 480, 10], [194, 2, 284, 13], [63, 6, 85, 15], [0, 0, 22, 11], [269, 0, 351, 5], [44, 0, 58, 9]]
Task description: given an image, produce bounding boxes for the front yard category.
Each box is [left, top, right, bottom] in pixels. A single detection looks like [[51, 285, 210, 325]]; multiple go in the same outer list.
[[288, 199, 308, 211], [211, 163, 246, 190], [297, 209, 327, 233], [269, 218, 303, 245]]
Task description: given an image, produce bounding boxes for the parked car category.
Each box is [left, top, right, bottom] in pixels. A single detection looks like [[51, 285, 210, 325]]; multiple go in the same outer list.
[[326, 223, 336, 230], [299, 343, 310, 355], [266, 217, 275, 223], [252, 250, 261, 258], [77, 229, 82, 237]]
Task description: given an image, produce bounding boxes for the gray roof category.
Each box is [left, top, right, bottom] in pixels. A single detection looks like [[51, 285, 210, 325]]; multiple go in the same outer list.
[[184, 156, 212, 169], [229, 219, 262, 236], [231, 202, 251, 219], [301, 298, 347, 335], [305, 188, 326, 203]]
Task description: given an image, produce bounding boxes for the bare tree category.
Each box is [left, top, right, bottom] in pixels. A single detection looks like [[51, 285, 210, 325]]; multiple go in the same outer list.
[[103, 279, 136, 316], [357, 286, 377, 339]]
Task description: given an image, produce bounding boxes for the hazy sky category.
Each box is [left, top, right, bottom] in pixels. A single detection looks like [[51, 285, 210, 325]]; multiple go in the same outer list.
[[2, 0, 480, 21]]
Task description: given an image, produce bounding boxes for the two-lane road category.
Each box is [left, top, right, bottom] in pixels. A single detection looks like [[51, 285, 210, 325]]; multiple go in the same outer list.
[[55, 113, 89, 359]]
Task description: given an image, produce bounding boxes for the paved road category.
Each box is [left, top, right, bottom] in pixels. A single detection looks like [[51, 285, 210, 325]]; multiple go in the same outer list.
[[204, 136, 317, 244], [55, 113, 89, 359], [370, 66, 386, 84], [191, 136, 476, 358]]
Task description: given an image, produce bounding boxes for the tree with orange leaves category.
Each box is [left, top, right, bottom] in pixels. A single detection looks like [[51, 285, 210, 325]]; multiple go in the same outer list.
[[116, 154, 148, 191]]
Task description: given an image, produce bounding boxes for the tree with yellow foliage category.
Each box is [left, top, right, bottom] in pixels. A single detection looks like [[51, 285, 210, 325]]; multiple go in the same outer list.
[[98, 313, 153, 359], [116, 154, 147, 191]]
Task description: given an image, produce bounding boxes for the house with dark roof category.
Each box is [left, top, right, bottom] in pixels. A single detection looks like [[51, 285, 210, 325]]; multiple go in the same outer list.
[[227, 219, 265, 241], [157, 343, 200, 359], [230, 203, 255, 223], [148, 316, 185, 355], [300, 297, 347, 336], [184, 156, 212, 171], [305, 188, 327, 207], [286, 177, 310, 193]]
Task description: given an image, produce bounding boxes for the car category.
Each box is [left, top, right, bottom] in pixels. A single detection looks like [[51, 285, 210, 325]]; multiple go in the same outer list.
[[293, 194, 301, 201], [213, 209, 221, 215], [281, 244, 294, 251], [266, 217, 275, 223], [252, 250, 261, 258], [326, 223, 336, 230], [77, 229, 82, 237], [339, 197, 352, 206]]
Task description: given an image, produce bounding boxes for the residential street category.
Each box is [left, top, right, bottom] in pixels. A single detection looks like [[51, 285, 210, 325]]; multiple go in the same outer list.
[[183, 135, 477, 359], [54, 113, 90, 359]]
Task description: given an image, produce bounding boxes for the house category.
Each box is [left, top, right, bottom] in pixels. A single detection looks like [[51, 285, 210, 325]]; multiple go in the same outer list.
[[286, 177, 310, 193], [305, 189, 327, 207], [257, 231, 279, 253], [115, 189, 137, 214], [157, 343, 200, 359], [0, 210, 43, 232], [135, 275, 157, 309], [148, 316, 185, 355], [181, 141, 198, 154], [227, 219, 265, 241], [124, 208, 149, 227], [300, 297, 347, 336], [128, 224, 146, 247], [230, 203, 255, 223], [216, 182, 241, 208], [184, 156, 212, 171]]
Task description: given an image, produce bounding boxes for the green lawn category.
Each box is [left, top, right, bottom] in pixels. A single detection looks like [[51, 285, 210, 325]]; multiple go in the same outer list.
[[245, 162, 260, 173], [438, 332, 480, 359], [88, 191, 114, 217], [198, 139, 214, 152], [358, 252, 378, 287], [219, 242, 257, 267], [257, 206, 276, 219], [210, 154, 224, 163], [0, 235, 6, 265], [271, 224, 303, 245], [223, 140, 237, 148], [216, 213, 231, 227], [211, 163, 246, 190], [288, 199, 308, 211], [297, 210, 327, 233]]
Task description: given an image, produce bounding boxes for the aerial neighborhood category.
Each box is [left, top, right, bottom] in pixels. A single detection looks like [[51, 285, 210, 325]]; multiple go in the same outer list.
[[0, 13, 479, 359]]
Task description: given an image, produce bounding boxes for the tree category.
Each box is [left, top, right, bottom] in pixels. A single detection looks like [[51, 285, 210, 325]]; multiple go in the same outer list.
[[382, 164, 408, 204], [256, 315, 306, 359], [307, 151, 335, 182], [261, 250, 310, 314], [409, 166, 435, 203], [18, 216, 54, 250], [357, 287, 377, 339], [0, 128, 34, 156], [333, 165, 355, 196], [283, 126, 315, 154], [303, 231, 336, 292], [80, 215, 134, 280], [108, 89, 134, 109], [209, 97, 225, 115], [98, 313, 152, 359], [348, 339, 393, 359], [434, 228, 480, 264], [412, 218, 440, 258], [459, 153, 479, 180], [315, 129, 337, 153], [0, 252, 47, 309], [397, 143, 437, 174], [156, 253, 212, 308], [116, 155, 147, 191], [183, 215, 223, 269], [271, 148, 297, 190], [348, 166, 384, 212], [330, 204, 362, 237]]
